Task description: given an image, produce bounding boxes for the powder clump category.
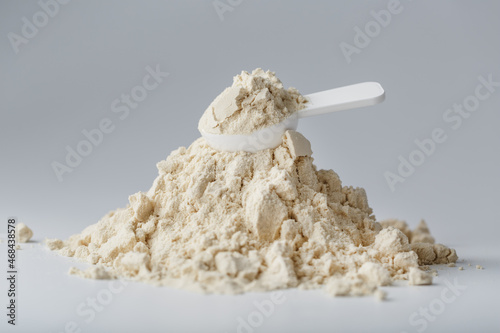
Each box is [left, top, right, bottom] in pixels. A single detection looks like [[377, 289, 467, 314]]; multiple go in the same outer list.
[[16, 222, 33, 243], [198, 68, 307, 135], [380, 218, 457, 265], [408, 267, 433, 285]]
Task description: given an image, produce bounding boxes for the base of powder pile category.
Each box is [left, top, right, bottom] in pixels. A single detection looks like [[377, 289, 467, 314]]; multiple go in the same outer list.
[[47, 132, 457, 298]]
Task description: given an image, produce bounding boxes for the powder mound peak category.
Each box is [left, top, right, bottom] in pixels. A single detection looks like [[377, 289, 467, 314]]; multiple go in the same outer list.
[[198, 68, 307, 135]]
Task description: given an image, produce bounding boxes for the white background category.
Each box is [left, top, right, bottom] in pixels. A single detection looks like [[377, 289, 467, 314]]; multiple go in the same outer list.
[[1, 1, 499, 332]]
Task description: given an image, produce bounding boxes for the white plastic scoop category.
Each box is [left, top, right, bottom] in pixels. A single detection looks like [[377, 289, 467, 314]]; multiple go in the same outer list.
[[200, 81, 385, 153]]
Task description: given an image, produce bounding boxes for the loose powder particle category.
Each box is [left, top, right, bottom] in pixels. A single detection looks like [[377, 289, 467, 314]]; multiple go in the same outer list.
[[408, 267, 433, 285], [45, 238, 64, 250], [198, 68, 307, 135], [69, 266, 116, 280], [459, 267, 464, 271], [374, 289, 387, 301], [476, 265, 483, 270], [16, 222, 33, 243], [50, 69, 458, 298]]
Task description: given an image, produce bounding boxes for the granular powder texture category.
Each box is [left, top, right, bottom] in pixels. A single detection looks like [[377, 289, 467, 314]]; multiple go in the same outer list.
[[51, 131, 457, 297], [198, 68, 307, 135]]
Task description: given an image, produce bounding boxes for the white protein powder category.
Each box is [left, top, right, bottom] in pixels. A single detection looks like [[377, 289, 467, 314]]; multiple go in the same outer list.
[[198, 68, 307, 135], [48, 69, 458, 298]]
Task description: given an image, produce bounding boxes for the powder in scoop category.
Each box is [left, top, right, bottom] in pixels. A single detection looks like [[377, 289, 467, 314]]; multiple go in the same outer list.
[[198, 68, 307, 135]]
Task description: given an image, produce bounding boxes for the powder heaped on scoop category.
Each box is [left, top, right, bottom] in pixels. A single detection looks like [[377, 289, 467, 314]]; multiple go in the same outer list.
[[198, 68, 308, 135]]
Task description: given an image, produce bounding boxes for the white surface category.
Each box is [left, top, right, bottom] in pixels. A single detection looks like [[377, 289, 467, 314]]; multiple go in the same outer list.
[[1, 235, 499, 333]]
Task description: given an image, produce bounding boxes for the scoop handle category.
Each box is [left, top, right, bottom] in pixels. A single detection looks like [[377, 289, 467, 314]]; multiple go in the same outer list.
[[298, 82, 385, 118]]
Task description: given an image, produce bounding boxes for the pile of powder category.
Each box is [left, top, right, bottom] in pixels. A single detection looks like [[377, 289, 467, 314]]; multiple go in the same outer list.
[[47, 69, 458, 298], [198, 68, 307, 135], [47, 132, 457, 297]]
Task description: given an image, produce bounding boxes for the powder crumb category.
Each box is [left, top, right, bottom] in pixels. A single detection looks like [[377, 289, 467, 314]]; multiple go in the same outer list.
[[447, 263, 456, 267], [284, 130, 312, 159], [458, 267, 464, 271], [468, 263, 472, 267], [198, 68, 307, 135], [69, 266, 116, 280], [476, 265, 483, 270], [409, 267, 433, 285], [325, 277, 378, 297], [45, 238, 64, 250], [16, 222, 33, 243], [50, 69, 459, 298], [16, 245, 21, 250], [374, 289, 387, 301], [410, 242, 458, 265]]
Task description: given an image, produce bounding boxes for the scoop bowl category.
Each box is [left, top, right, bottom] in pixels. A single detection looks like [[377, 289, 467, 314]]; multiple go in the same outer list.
[[201, 82, 385, 153]]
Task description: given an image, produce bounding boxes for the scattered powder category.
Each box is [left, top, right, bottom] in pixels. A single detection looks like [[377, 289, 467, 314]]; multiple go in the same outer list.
[[49, 70, 458, 298], [16, 222, 33, 243], [45, 238, 64, 250], [447, 263, 456, 267], [476, 265, 483, 270], [458, 267, 464, 271], [69, 266, 116, 280], [198, 68, 307, 135]]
